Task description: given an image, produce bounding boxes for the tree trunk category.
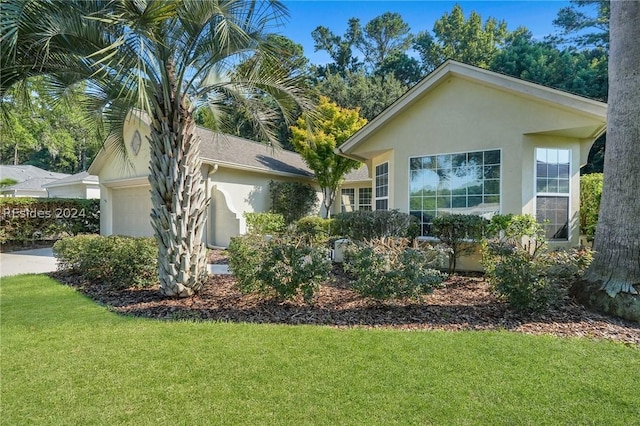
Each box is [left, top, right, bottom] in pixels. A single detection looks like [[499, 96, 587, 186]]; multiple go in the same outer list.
[[148, 90, 209, 297], [582, 1, 640, 300]]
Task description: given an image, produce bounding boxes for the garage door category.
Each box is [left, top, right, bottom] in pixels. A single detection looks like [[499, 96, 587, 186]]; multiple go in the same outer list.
[[112, 186, 154, 236]]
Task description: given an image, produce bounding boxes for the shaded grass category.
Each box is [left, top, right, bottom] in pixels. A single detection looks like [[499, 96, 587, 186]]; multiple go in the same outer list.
[[2, 275, 639, 425]]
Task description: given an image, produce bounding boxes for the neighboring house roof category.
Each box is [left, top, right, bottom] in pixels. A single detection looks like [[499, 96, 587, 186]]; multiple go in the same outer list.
[[0, 165, 71, 195], [0, 165, 69, 182], [42, 171, 99, 188], [338, 60, 608, 159]]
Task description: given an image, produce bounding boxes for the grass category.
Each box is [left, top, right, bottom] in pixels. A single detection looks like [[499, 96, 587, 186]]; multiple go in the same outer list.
[[2, 275, 639, 425]]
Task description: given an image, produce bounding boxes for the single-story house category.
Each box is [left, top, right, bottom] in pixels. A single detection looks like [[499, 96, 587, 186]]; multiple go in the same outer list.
[[90, 60, 607, 259], [0, 165, 69, 197], [338, 60, 607, 251], [88, 117, 369, 247], [42, 171, 100, 199]]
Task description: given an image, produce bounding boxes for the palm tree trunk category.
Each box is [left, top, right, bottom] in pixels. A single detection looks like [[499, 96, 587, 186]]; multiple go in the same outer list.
[[579, 0, 640, 321], [148, 98, 209, 297]]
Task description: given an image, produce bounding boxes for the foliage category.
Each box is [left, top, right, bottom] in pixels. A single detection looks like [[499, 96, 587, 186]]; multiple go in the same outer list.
[[244, 212, 286, 235], [344, 238, 445, 301], [0, 198, 99, 244], [228, 235, 331, 303], [432, 214, 490, 274], [290, 96, 366, 217], [482, 214, 593, 312], [333, 209, 419, 241], [314, 70, 407, 121], [0, 78, 102, 173], [269, 180, 318, 224], [579, 173, 603, 240], [294, 216, 335, 245], [491, 28, 608, 101], [227, 234, 268, 294], [415, 4, 508, 72], [53, 235, 158, 289], [552, 0, 610, 48]]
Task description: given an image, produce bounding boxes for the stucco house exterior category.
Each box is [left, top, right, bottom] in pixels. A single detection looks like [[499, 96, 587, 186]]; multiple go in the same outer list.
[[89, 60, 607, 255], [88, 116, 368, 247], [337, 60, 607, 250]]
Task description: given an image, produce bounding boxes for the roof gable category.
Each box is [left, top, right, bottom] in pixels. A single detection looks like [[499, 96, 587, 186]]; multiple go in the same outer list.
[[338, 60, 607, 157]]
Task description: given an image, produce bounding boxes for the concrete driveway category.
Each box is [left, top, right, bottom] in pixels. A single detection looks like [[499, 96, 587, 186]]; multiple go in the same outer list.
[[0, 247, 58, 277]]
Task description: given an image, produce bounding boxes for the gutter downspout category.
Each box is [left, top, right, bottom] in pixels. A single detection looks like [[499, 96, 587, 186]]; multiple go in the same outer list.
[[204, 163, 219, 249]]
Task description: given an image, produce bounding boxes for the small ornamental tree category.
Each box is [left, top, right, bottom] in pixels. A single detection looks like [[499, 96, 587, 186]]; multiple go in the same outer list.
[[290, 96, 367, 218], [432, 214, 489, 274]]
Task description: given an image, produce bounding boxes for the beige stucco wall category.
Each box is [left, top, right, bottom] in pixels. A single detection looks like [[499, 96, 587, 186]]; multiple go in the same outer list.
[[350, 76, 604, 252], [92, 116, 324, 247]]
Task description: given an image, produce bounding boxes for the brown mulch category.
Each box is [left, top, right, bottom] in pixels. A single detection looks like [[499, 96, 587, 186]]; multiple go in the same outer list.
[[51, 252, 640, 345]]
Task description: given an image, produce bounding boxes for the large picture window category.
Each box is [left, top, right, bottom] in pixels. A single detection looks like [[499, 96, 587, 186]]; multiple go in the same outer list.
[[375, 162, 389, 210], [409, 149, 501, 236], [536, 148, 570, 240]]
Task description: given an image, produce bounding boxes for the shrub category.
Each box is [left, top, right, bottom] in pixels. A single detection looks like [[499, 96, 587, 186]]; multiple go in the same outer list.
[[333, 210, 419, 241], [269, 180, 318, 224], [294, 216, 335, 245], [244, 212, 286, 235], [53, 235, 158, 289], [227, 234, 268, 294], [580, 173, 603, 241], [344, 237, 446, 301], [228, 235, 331, 303], [0, 198, 100, 244], [432, 214, 490, 274], [481, 214, 593, 312]]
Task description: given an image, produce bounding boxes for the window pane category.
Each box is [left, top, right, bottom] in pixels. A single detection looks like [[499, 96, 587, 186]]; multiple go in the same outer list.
[[537, 196, 569, 240], [375, 199, 388, 210], [408, 150, 501, 236], [485, 150, 500, 165]]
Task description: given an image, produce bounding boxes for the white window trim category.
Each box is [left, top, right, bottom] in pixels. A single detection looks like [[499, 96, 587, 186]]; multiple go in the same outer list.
[[533, 147, 571, 241], [375, 162, 389, 211]]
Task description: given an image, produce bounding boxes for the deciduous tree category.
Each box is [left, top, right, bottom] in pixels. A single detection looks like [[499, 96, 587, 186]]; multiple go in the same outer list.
[[290, 97, 366, 217]]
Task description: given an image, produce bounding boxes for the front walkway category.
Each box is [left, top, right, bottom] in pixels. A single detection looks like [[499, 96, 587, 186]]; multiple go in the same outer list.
[[0, 248, 58, 277], [0, 247, 230, 277]]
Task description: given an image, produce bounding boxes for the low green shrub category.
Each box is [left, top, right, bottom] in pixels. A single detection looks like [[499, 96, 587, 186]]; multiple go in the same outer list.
[[269, 180, 319, 224], [580, 173, 603, 241], [227, 234, 268, 294], [432, 214, 490, 274], [53, 235, 158, 289], [344, 237, 446, 301], [0, 198, 100, 244], [333, 210, 419, 241], [228, 235, 331, 303], [481, 214, 593, 312], [244, 212, 286, 235], [294, 216, 335, 245]]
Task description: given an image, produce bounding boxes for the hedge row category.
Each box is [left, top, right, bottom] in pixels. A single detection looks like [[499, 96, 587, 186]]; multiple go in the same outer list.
[[0, 198, 100, 244]]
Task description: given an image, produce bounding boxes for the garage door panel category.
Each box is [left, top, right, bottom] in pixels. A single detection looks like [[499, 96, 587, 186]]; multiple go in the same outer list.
[[112, 186, 153, 236]]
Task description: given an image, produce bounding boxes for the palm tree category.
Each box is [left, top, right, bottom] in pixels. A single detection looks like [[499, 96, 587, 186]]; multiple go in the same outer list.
[[2, 0, 311, 297]]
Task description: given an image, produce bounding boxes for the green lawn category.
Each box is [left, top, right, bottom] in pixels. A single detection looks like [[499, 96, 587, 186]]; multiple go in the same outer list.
[[2, 275, 639, 425]]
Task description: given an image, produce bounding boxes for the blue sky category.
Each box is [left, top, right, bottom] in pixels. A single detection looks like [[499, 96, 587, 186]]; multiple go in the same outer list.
[[278, 1, 573, 64]]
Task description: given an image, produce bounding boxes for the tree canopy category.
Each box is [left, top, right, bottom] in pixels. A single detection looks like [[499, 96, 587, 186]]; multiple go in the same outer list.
[[290, 96, 366, 217]]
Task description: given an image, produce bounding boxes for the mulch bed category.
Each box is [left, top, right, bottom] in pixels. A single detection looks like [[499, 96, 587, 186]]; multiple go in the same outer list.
[[50, 250, 640, 345]]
